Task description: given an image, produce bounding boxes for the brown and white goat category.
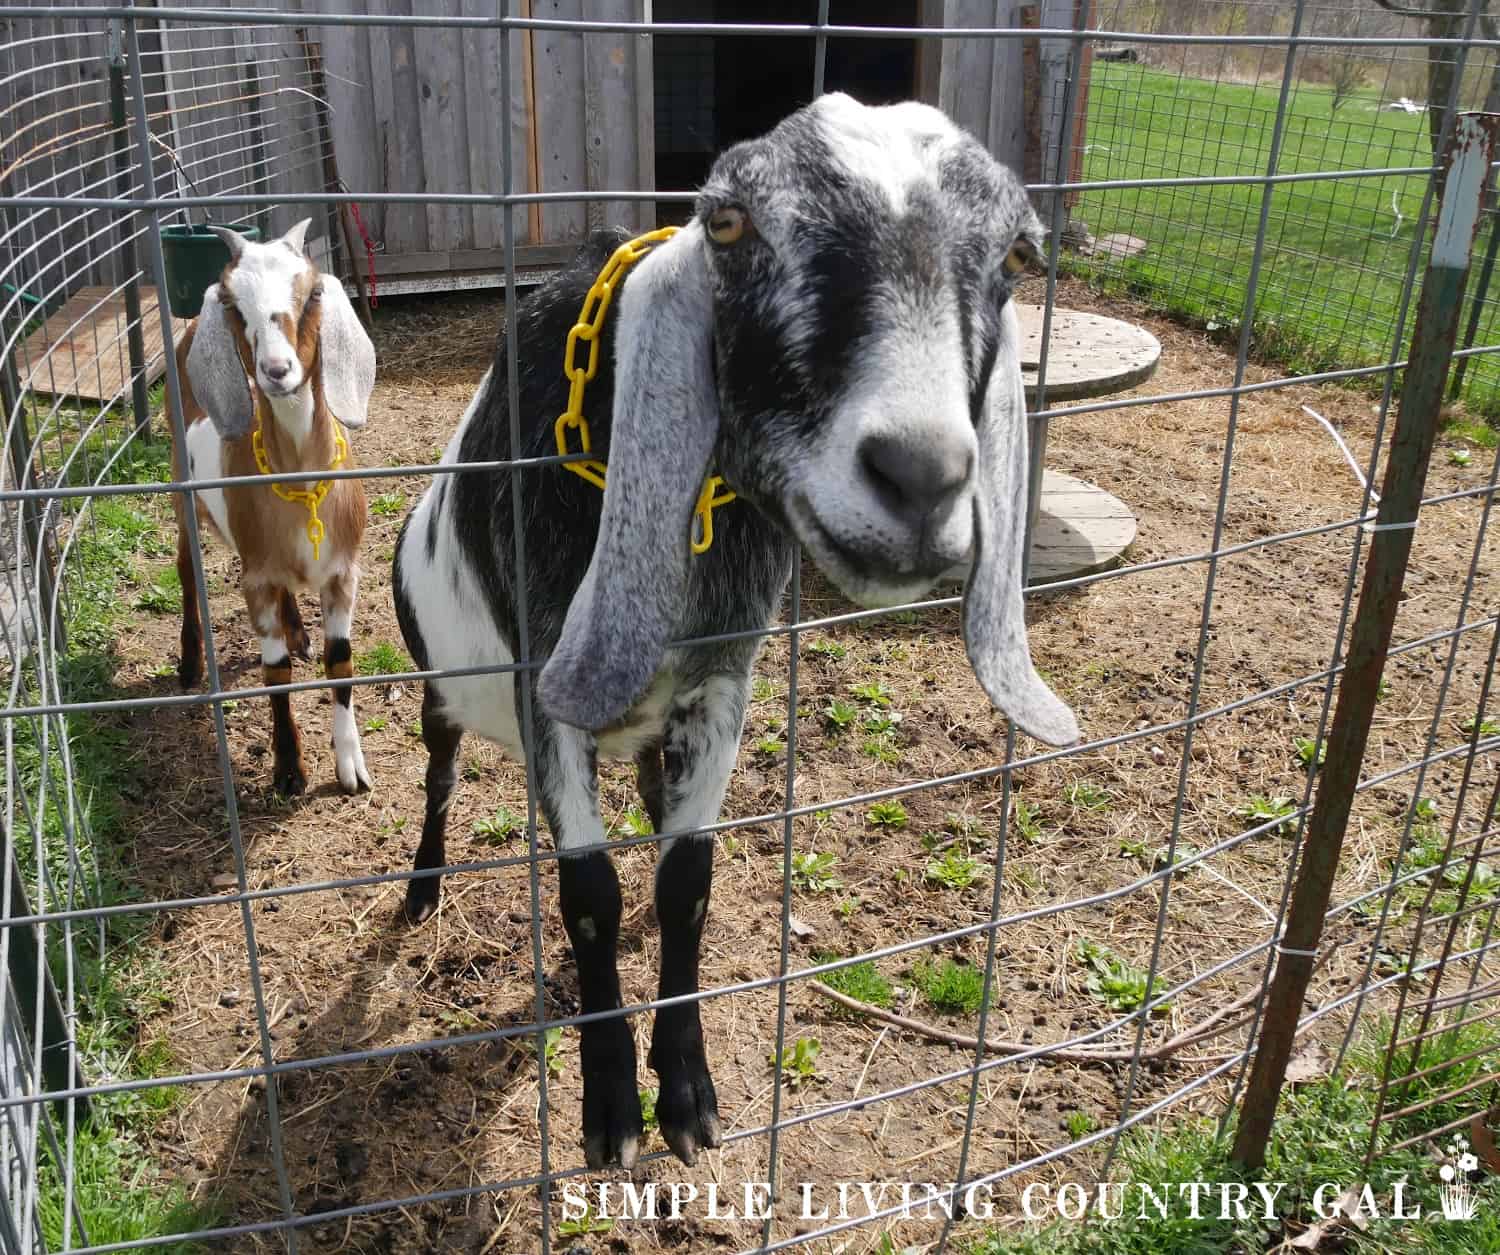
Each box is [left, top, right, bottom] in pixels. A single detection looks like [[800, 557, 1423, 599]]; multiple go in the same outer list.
[[173, 218, 376, 796]]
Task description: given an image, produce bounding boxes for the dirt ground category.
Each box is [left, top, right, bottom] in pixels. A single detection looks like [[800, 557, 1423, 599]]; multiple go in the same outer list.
[[103, 274, 1498, 1254]]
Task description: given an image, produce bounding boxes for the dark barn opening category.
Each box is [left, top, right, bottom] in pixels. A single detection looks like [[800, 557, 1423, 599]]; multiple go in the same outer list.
[[653, 1, 921, 222]]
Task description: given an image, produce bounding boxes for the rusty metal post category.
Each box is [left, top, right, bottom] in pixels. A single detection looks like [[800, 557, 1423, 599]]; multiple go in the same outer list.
[[1230, 112, 1500, 1171]]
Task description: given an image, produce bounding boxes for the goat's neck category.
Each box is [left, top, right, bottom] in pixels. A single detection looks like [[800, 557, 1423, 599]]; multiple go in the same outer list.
[[255, 384, 339, 477]]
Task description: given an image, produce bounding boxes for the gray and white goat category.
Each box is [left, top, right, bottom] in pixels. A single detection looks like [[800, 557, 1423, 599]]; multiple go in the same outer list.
[[392, 94, 1080, 1171]]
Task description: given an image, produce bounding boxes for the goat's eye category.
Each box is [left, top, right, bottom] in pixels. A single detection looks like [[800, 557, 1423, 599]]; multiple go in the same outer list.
[[309, 283, 324, 302], [707, 206, 748, 245], [1003, 239, 1035, 277]]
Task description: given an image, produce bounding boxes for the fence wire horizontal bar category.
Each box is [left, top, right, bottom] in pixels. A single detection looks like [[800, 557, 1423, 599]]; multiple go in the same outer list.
[[0, 161, 1453, 213], [0, 8, 1492, 52]]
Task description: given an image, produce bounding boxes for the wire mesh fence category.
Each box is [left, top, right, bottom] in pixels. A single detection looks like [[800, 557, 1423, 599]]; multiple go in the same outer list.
[[1, 2, 1499, 1253]]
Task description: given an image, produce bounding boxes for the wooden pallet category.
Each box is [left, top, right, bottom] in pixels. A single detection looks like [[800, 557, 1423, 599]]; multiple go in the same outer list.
[[1031, 469, 1138, 584], [17, 285, 182, 404]]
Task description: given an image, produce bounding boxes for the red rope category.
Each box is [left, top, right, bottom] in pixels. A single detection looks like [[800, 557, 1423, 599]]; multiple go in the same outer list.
[[347, 202, 378, 308]]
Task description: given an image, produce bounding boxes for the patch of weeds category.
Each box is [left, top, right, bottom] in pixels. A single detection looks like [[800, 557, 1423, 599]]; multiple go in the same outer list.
[[439, 1007, 479, 1032], [355, 641, 413, 677], [639, 1087, 658, 1133], [1065, 780, 1110, 811], [754, 735, 786, 756], [558, 1202, 613, 1239], [824, 699, 858, 731], [1460, 715, 1499, 736], [1075, 939, 1169, 1014], [866, 799, 908, 829], [1237, 794, 1297, 835], [535, 1026, 565, 1078], [37, 1122, 217, 1254], [914, 958, 988, 1014], [769, 1036, 821, 1088], [1293, 735, 1326, 767], [751, 676, 778, 702], [861, 735, 903, 765], [1396, 827, 1498, 909], [362, 716, 387, 733], [472, 807, 524, 843], [1012, 799, 1044, 842], [1063, 1110, 1097, 1140], [806, 638, 847, 661], [1443, 415, 1500, 449], [1378, 675, 1393, 701], [863, 709, 903, 736], [1449, 447, 1474, 467], [925, 849, 984, 890], [850, 680, 894, 707], [791, 851, 843, 893], [132, 567, 182, 614], [370, 490, 407, 517], [1416, 796, 1440, 822], [814, 952, 893, 1013], [835, 896, 862, 920], [610, 803, 654, 838]]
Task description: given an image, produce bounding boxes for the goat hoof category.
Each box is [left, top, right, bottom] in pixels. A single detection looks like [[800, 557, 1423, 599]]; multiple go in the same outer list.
[[404, 878, 440, 925], [273, 762, 307, 797], [581, 1081, 644, 1171], [336, 747, 372, 794], [656, 1067, 721, 1167]]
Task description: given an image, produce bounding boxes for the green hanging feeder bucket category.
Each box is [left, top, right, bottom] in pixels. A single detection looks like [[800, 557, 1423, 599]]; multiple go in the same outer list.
[[159, 223, 260, 318]]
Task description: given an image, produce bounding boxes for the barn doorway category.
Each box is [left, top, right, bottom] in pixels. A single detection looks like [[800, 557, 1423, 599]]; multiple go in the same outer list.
[[652, 0, 921, 222]]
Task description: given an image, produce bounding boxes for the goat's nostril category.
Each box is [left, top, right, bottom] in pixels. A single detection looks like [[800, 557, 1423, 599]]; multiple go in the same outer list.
[[858, 432, 973, 520], [263, 359, 293, 382]]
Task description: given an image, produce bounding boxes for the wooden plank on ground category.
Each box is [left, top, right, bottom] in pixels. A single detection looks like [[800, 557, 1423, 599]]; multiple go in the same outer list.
[[18, 286, 182, 402]]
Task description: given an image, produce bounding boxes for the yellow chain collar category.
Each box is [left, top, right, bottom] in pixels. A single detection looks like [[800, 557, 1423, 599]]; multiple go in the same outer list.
[[252, 421, 348, 561], [553, 225, 737, 555]]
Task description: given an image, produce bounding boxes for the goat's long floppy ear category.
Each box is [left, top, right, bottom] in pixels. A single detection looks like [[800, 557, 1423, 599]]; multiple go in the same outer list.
[[184, 285, 254, 440], [540, 224, 718, 731], [316, 276, 375, 429], [963, 300, 1080, 746]]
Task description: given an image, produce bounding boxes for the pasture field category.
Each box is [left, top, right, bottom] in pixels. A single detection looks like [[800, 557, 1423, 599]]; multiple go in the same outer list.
[[1076, 63, 1500, 417]]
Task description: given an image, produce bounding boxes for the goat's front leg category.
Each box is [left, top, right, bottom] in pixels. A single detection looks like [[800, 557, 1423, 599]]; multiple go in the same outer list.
[[650, 673, 749, 1165], [543, 720, 642, 1170], [320, 568, 370, 793], [246, 582, 307, 796], [173, 496, 204, 690]]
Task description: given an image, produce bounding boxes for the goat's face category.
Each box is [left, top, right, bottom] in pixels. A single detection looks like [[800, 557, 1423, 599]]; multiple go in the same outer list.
[[184, 220, 376, 441], [216, 220, 319, 399], [542, 94, 1079, 749], [699, 94, 1040, 607]]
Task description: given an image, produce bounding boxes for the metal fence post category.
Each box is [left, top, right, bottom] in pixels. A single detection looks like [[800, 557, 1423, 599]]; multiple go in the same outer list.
[[107, 20, 152, 442], [1230, 111, 1500, 1172]]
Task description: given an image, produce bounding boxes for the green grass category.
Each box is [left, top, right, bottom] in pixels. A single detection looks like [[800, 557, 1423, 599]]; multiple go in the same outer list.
[[13, 443, 219, 1248], [914, 958, 988, 1015], [970, 1018, 1500, 1254], [355, 641, 413, 677], [814, 952, 894, 1016], [1074, 63, 1500, 418]]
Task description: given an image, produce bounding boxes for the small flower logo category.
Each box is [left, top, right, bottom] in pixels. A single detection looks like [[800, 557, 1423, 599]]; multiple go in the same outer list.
[[1437, 1134, 1480, 1221]]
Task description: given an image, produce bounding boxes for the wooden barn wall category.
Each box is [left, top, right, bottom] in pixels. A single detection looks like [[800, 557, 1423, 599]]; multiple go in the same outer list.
[[311, 0, 653, 282], [154, 4, 332, 256], [935, 0, 1092, 204], [0, 5, 124, 310], [0, 1, 341, 329]]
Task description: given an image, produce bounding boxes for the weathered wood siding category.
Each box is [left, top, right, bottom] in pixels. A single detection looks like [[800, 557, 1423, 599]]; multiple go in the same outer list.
[[313, 0, 652, 280]]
